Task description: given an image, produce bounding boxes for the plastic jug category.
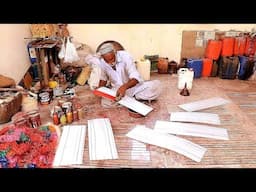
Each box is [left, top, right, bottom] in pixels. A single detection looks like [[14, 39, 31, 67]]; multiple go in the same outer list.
[[136, 59, 151, 81], [178, 68, 194, 90]]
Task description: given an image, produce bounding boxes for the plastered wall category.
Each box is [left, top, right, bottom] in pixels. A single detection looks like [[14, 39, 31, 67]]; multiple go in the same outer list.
[[0, 24, 31, 84], [1, 24, 256, 83], [69, 24, 256, 62]]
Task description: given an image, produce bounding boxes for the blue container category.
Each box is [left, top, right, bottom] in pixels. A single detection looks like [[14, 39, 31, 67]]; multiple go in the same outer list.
[[187, 59, 203, 78], [31, 63, 39, 79], [27, 42, 37, 64], [238, 56, 248, 79]]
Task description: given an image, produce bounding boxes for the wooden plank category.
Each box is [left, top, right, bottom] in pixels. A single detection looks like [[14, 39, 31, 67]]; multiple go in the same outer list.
[[39, 48, 49, 87]]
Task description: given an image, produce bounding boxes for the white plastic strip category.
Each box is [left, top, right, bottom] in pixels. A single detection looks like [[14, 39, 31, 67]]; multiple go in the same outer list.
[[126, 125, 207, 162], [53, 125, 86, 166], [75, 125, 86, 164], [53, 125, 70, 166], [88, 118, 118, 160], [170, 112, 221, 125], [118, 95, 153, 116], [94, 87, 153, 116], [178, 97, 230, 112], [154, 121, 229, 140]]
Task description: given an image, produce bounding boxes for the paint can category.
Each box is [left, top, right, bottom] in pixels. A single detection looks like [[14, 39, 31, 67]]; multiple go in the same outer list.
[[28, 111, 41, 128], [38, 88, 53, 105], [14, 117, 29, 127]]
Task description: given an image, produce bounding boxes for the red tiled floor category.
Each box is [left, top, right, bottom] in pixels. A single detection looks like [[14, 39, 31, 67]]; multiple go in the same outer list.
[[2, 72, 256, 168]]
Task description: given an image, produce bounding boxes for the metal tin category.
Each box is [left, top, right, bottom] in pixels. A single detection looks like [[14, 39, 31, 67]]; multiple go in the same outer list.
[[38, 88, 53, 105], [29, 112, 41, 128], [62, 102, 72, 113], [14, 117, 29, 127], [53, 86, 63, 97]]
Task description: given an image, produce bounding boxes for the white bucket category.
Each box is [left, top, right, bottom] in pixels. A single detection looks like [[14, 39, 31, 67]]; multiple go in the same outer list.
[[136, 59, 151, 81], [178, 68, 194, 90]]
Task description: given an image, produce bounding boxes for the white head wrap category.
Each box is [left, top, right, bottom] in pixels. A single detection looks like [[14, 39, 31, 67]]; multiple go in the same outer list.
[[98, 43, 115, 55]]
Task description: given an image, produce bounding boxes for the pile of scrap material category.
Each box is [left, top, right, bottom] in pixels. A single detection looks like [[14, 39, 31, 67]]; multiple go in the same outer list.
[[30, 24, 59, 38], [0, 123, 59, 168], [30, 24, 65, 38], [0, 74, 15, 88]]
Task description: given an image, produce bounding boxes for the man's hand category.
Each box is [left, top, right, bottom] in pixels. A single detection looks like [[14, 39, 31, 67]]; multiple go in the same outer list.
[[98, 80, 107, 88], [116, 78, 139, 100], [116, 84, 127, 99]]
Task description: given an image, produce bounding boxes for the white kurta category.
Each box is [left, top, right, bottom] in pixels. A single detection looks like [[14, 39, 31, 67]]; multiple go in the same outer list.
[[99, 51, 162, 101]]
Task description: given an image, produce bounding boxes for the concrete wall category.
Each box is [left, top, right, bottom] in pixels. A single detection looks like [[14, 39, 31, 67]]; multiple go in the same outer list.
[[0, 24, 31, 84], [68, 24, 256, 62], [1, 24, 256, 84]]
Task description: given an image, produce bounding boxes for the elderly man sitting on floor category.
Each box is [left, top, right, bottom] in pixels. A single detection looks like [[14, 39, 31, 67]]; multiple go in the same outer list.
[[97, 43, 162, 107]]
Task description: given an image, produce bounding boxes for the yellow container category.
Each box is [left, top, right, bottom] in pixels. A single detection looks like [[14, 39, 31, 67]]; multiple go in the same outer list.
[[136, 59, 151, 81], [48, 81, 58, 89]]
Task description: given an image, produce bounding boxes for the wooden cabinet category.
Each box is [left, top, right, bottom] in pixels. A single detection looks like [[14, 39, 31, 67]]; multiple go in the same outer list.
[[29, 39, 60, 88]]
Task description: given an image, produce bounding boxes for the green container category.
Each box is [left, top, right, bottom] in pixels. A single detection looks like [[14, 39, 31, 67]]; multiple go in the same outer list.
[[144, 55, 159, 72]]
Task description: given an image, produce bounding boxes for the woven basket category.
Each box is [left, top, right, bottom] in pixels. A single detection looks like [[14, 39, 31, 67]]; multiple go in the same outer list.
[[0, 92, 22, 124]]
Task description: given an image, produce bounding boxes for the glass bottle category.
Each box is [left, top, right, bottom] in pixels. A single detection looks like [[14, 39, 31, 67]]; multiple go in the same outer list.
[[66, 109, 73, 124], [53, 112, 59, 125], [60, 112, 67, 125]]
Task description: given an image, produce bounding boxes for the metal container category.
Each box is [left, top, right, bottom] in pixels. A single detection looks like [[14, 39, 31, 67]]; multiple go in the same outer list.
[[27, 110, 41, 128], [38, 88, 53, 105]]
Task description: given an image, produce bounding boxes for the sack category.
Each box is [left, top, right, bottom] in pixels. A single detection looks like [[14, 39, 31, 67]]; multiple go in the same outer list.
[[58, 38, 66, 59], [64, 37, 80, 63], [86, 55, 102, 90], [76, 65, 92, 85]]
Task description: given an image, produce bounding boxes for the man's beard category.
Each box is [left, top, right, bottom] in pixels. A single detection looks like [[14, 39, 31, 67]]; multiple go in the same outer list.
[[110, 60, 117, 67]]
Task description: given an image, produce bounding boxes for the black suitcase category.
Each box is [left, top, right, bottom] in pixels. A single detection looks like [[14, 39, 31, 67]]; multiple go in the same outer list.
[[210, 60, 219, 77], [238, 56, 255, 80], [218, 56, 239, 79]]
